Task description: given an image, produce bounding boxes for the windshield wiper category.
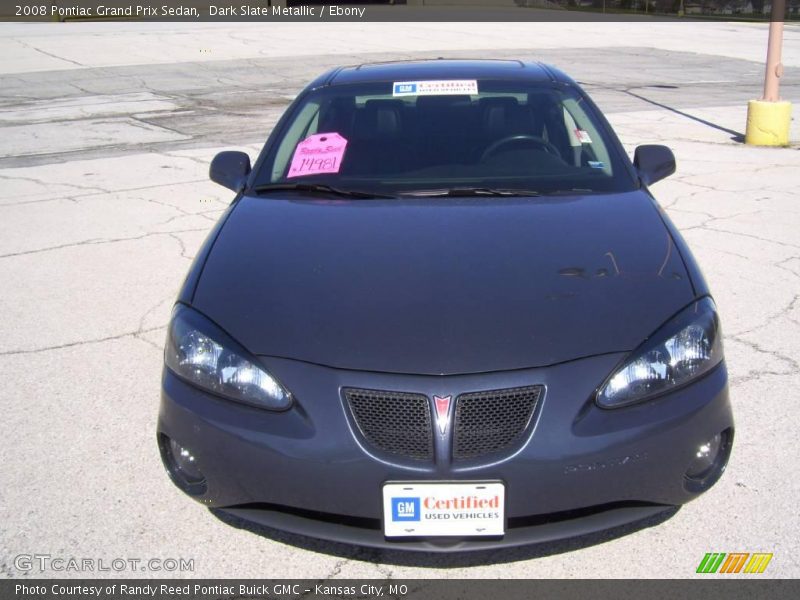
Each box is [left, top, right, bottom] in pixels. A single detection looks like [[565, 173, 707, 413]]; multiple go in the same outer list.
[[400, 187, 543, 198], [251, 183, 395, 199]]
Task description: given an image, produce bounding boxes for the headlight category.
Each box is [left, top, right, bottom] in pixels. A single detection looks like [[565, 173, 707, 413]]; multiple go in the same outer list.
[[597, 298, 723, 408], [165, 304, 292, 411]]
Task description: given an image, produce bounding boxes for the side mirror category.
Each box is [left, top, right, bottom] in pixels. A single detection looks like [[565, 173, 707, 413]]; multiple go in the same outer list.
[[209, 151, 251, 192], [633, 145, 676, 187]]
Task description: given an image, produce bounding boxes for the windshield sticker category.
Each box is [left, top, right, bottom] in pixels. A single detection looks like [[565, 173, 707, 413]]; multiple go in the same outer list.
[[588, 161, 605, 169], [287, 132, 347, 178], [392, 80, 479, 97], [574, 129, 593, 144]]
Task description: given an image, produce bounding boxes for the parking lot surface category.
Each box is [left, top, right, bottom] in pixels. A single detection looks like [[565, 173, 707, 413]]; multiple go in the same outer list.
[[1, 22, 799, 578]]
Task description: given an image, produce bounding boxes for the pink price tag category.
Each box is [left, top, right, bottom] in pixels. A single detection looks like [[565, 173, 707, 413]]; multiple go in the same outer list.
[[574, 129, 592, 144], [287, 132, 348, 178]]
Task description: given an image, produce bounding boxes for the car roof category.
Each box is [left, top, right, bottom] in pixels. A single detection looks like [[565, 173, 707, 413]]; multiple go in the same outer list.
[[319, 59, 569, 88]]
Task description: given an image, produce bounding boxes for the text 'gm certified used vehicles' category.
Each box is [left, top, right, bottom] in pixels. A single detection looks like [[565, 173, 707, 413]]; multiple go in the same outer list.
[[157, 60, 734, 551]]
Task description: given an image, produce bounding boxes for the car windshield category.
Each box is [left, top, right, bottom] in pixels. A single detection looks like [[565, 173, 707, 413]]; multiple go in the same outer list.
[[253, 79, 637, 196]]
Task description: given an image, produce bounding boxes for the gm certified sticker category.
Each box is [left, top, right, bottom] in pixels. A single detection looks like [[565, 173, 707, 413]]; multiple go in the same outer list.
[[392, 80, 479, 97], [382, 481, 504, 537]]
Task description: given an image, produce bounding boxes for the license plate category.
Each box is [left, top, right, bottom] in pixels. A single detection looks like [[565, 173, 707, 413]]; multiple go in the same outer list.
[[382, 481, 505, 537]]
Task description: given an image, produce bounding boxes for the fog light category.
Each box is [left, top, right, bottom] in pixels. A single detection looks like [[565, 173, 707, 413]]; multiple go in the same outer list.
[[684, 429, 732, 492], [686, 433, 722, 479], [159, 434, 206, 495], [168, 438, 204, 484]]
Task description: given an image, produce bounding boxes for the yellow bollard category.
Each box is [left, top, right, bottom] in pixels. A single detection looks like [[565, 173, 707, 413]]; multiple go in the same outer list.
[[745, 0, 792, 147], [745, 100, 792, 147]]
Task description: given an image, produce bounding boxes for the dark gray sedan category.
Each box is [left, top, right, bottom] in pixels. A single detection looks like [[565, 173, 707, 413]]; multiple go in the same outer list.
[[157, 59, 733, 551]]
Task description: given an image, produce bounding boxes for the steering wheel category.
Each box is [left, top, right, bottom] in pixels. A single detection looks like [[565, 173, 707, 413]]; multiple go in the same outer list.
[[480, 135, 562, 161]]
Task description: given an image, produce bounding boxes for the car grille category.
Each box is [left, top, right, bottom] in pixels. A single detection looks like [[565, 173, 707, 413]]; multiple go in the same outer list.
[[344, 385, 542, 462], [452, 385, 543, 460], [344, 388, 433, 460]]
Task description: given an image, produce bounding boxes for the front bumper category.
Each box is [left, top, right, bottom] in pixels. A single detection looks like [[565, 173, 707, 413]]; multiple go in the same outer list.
[[157, 352, 733, 550]]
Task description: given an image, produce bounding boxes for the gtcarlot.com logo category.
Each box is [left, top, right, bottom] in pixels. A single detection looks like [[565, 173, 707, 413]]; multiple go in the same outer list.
[[697, 552, 773, 574], [14, 554, 194, 573]]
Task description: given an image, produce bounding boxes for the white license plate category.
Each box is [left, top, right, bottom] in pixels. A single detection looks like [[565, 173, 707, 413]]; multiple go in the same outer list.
[[382, 481, 505, 537]]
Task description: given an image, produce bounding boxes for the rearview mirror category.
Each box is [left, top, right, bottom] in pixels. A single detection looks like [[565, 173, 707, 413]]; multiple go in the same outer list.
[[633, 145, 676, 187], [209, 151, 251, 192]]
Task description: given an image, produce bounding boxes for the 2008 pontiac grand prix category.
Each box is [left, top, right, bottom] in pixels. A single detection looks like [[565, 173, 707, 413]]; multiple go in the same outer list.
[[157, 60, 734, 551]]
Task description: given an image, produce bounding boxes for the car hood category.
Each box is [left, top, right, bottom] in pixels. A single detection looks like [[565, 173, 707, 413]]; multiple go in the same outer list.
[[192, 191, 694, 375]]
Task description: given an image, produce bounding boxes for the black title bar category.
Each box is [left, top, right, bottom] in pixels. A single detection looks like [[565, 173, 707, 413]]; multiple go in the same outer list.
[[1, 1, 795, 23]]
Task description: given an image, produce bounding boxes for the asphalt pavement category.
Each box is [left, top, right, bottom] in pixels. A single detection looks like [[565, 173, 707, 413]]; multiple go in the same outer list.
[[0, 21, 798, 579]]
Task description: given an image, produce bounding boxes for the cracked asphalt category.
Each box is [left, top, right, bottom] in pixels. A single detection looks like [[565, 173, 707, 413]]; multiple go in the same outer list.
[[0, 22, 799, 579]]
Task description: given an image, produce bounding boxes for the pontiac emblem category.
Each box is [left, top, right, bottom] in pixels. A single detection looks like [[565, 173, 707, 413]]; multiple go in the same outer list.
[[433, 395, 452, 435]]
